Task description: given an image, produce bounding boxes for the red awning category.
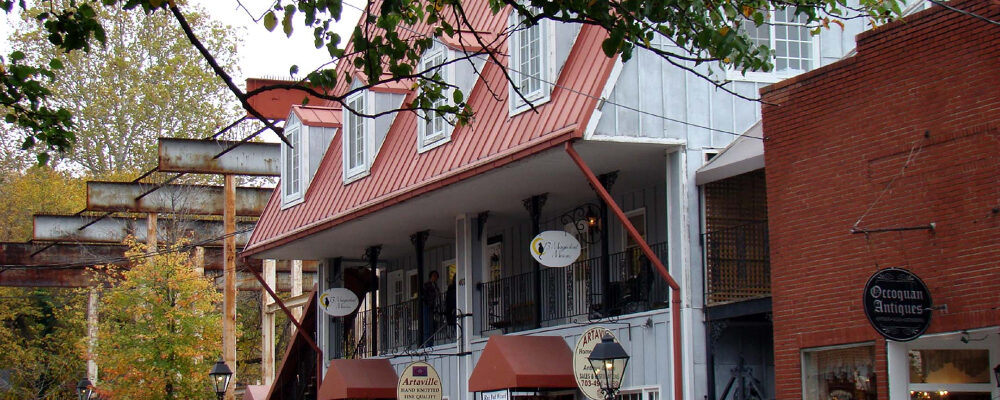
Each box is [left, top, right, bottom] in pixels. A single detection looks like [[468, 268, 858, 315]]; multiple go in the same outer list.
[[317, 359, 399, 400], [468, 335, 577, 392]]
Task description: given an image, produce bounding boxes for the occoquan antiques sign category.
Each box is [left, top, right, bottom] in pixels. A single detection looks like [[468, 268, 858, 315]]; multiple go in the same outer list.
[[862, 268, 932, 342]]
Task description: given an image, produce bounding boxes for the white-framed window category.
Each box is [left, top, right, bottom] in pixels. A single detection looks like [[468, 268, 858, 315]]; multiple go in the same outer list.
[[343, 90, 372, 183], [508, 7, 554, 115], [417, 44, 454, 153], [730, 7, 819, 83], [280, 116, 303, 207], [619, 386, 660, 400], [801, 342, 877, 400], [887, 328, 999, 400]]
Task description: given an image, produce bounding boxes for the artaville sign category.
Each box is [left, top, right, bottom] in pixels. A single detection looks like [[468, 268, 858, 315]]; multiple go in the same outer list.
[[574, 326, 620, 400], [862, 267, 933, 342], [398, 361, 442, 400]]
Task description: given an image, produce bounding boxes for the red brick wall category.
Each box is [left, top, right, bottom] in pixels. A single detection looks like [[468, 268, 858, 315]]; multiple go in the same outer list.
[[760, 2, 1000, 399]]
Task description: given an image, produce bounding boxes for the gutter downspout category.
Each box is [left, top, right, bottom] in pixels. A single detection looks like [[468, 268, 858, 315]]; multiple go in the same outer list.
[[565, 142, 683, 400], [243, 258, 324, 394]]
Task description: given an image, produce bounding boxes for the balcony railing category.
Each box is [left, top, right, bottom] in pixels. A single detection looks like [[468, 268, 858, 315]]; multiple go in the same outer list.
[[342, 297, 458, 358], [479, 242, 670, 335], [704, 221, 770, 305]]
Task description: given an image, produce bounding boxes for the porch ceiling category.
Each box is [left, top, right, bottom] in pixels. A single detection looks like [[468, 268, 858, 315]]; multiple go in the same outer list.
[[250, 140, 677, 261]]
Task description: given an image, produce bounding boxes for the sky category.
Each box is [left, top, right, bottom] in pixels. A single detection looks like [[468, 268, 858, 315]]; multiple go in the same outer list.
[[0, 0, 364, 142]]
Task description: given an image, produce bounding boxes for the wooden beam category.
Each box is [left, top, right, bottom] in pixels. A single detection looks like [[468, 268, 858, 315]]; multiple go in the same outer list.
[[264, 291, 312, 314], [223, 175, 236, 400], [87, 181, 272, 216]]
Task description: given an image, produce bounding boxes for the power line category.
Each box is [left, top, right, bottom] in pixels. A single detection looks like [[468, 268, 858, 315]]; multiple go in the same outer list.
[[927, 0, 1000, 26], [336, 1, 762, 140]]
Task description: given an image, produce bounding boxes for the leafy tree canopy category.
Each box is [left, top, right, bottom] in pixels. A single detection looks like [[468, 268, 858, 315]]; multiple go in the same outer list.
[[2, 0, 903, 160]]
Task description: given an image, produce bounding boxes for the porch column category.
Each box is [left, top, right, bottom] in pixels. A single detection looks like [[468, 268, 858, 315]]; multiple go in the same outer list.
[[598, 172, 617, 314], [455, 213, 481, 400], [522, 193, 547, 329], [363, 246, 381, 356], [411, 231, 429, 345], [327, 257, 343, 359]]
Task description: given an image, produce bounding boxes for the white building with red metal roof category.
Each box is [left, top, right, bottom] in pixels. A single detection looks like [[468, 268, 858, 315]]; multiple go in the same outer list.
[[238, 1, 872, 399]]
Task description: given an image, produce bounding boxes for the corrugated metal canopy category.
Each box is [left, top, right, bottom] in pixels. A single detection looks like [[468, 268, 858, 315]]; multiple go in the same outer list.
[[317, 359, 398, 399], [695, 120, 765, 185]]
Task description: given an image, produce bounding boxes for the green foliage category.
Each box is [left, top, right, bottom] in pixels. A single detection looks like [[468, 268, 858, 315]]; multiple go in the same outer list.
[[0, 287, 88, 400], [2, 0, 903, 160], [7, 3, 242, 174], [95, 240, 223, 400], [0, 166, 86, 242]]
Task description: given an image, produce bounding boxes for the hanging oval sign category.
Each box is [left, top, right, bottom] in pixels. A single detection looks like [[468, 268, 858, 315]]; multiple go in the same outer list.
[[529, 230, 582, 268], [397, 361, 442, 400], [862, 268, 933, 342], [574, 326, 618, 400], [318, 287, 360, 317]]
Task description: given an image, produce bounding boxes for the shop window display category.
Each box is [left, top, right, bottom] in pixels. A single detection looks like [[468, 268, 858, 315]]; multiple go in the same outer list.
[[802, 345, 877, 400]]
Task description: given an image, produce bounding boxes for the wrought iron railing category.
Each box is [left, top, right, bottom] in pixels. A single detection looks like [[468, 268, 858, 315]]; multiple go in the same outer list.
[[342, 297, 459, 358], [704, 221, 770, 305], [478, 242, 670, 334]]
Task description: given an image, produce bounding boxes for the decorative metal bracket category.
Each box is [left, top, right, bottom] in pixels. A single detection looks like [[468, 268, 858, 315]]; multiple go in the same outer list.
[[560, 203, 602, 245]]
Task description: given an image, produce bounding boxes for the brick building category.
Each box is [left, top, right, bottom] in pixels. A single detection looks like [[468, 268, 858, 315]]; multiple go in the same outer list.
[[761, 1, 1000, 399]]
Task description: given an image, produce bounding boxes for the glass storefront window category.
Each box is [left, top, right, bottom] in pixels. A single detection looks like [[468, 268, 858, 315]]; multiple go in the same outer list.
[[908, 349, 991, 384], [802, 344, 877, 400]]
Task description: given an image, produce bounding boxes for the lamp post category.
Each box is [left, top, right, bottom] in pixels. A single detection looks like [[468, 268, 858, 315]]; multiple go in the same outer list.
[[209, 357, 234, 400], [588, 334, 630, 400], [76, 377, 94, 400]]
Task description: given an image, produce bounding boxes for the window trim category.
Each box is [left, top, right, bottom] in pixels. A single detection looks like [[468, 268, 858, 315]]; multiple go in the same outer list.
[[507, 8, 555, 116], [726, 7, 821, 83], [280, 116, 305, 209], [343, 90, 374, 184], [417, 45, 455, 153]]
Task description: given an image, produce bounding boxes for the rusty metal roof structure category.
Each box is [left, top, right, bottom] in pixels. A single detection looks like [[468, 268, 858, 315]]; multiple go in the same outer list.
[[242, 3, 617, 256]]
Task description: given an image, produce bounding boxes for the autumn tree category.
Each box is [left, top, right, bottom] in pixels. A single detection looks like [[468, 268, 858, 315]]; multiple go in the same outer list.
[[0, 287, 88, 400], [0, 165, 85, 241], [2, 0, 905, 160], [95, 241, 222, 400], [6, 2, 242, 175]]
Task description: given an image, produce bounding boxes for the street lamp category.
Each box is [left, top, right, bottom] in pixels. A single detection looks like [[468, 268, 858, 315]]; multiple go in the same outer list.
[[209, 357, 234, 400], [588, 334, 630, 400], [76, 377, 94, 400]]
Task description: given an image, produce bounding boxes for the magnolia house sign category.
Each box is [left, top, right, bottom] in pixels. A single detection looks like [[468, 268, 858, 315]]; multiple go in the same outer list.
[[529, 230, 582, 268], [318, 288, 360, 317], [862, 268, 933, 342]]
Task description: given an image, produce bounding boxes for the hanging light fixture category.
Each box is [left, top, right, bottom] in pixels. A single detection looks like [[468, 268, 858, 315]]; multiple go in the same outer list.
[[587, 334, 630, 400], [209, 357, 234, 400], [76, 377, 94, 400]]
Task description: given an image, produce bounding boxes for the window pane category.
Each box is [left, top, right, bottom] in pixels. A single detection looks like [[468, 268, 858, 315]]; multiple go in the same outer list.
[[802, 345, 877, 400], [909, 349, 990, 384]]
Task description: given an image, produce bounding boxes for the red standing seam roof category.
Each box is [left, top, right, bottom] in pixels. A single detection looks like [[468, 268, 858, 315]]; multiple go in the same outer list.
[[243, 1, 616, 257], [291, 105, 342, 128]]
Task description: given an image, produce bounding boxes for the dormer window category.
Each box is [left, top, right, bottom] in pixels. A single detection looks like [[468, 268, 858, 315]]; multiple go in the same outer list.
[[417, 43, 454, 153], [508, 8, 553, 115], [281, 106, 339, 209], [343, 90, 372, 183], [281, 116, 303, 206]]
